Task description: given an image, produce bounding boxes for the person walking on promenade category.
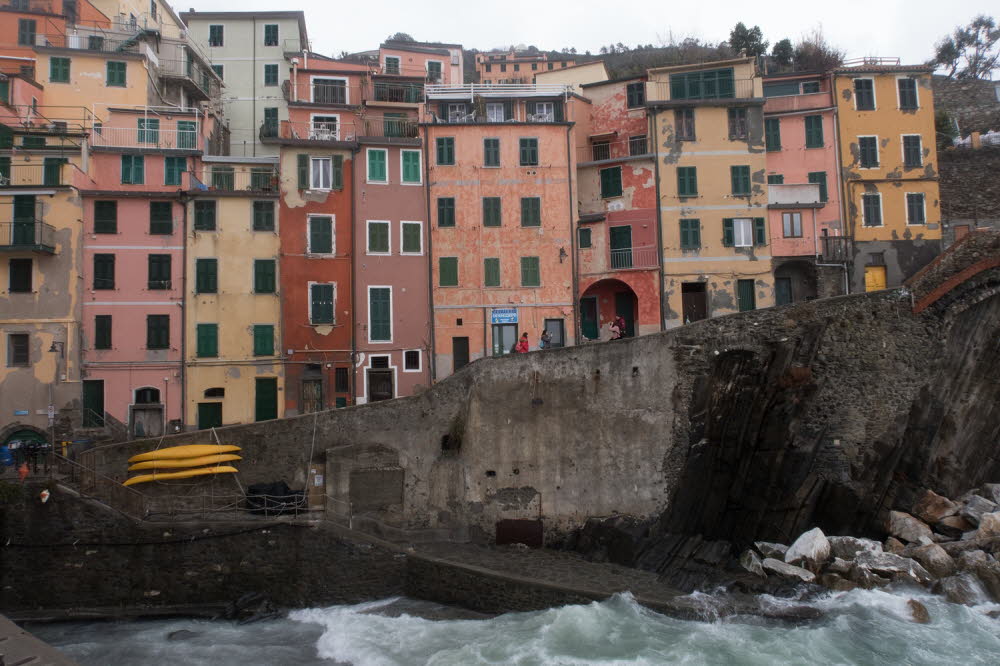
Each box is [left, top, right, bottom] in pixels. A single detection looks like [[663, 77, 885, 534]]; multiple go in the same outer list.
[[540, 330, 552, 349], [515, 332, 530, 353]]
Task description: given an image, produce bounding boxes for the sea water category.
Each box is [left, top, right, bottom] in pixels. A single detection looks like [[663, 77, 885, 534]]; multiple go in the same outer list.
[[31, 589, 1000, 665]]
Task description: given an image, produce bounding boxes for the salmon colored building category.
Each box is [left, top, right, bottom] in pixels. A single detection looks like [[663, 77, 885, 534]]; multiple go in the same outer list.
[[423, 83, 579, 378], [476, 49, 576, 85]]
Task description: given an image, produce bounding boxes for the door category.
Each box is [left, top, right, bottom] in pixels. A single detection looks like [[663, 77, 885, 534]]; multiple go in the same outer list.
[[681, 282, 707, 323], [12, 195, 36, 245], [177, 120, 196, 149], [775, 277, 793, 305], [197, 403, 222, 430], [609, 225, 632, 269], [82, 379, 104, 427], [453, 337, 469, 373], [491, 324, 518, 356], [367, 370, 394, 402], [614, 292, 635, 337], [131, 406, 163, 438], [544, 319, 565, 348], [255, 377, 278, 421], [737, 279, 756, 311], [580, 296, 599, 339], [864, 265, 887, 292], [43, 157, 67, 186], [262, 108, 278, 138], [301, 378, 323, 413]]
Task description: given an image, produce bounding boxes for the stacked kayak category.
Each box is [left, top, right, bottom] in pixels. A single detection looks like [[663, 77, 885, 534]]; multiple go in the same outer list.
[[123, 444, 242, 487]]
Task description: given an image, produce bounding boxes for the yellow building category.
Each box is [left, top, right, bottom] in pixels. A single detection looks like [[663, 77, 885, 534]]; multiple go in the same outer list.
[[646, 58, 774, 326], [832, 61, 941, 292], [183, 156, 284, 428]]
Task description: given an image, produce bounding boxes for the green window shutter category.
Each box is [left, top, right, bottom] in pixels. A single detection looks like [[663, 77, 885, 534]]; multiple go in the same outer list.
[[402, 223, 421, 253], [106, 61, 126, 86], [196, 323, 218, 357], [600, 167, 623, 198], [520, 256, 540, 287], [436, 138, 454, 165], [264, 64, 278, 86], [402, 151, 421, 183], [332, 155, 344, 190], [439, 257, 458, 286], [519, 138, 538, 165], [253, 325, 274, 356], [17, 19, 36, 46], [138, 118, 160, 144], [805, 116, 824, 148], [767, 174, 784, 185], [93, 254, 115, 289], [807, 171, 828, 202], [907, 193, 925, 224], [368, 222, 389, 253], [484, 257, 500, 287], [164, 156, 185, 185], [753, 218, 767, 245], [194, 200, 216, 230], [677, 167, 697, 196], [297, 154, 309, 189], [94, 315, 112, 350], [0, 79, 8, 104], [369, 287, 391, 341], [121, 155, 131, 184], [368, 149, 387, 181], [722, 219, 734, 247], [211, 166, 234, 190], [483, 197, 501, 227], [264, 24, 278, 46], [196, 258, 218, 293], [147, 254, 171, 289], [310, 284, 335, 323], [149, 201, 173, 234], [147, 315, 170, 349], [520, 197, 540, 227], [437, 197, 455, 227], [859, 137, 878, 167], [50, 57, 70, 83], [484, 138, 500, 167], [309, 217, 333, 253], [177, 120, 196, 149], [680, 219, 700, 249], [578, 227, 592, 248], [252, 201, 275, 231], [731, 166, 750, 196], [898, 79, 918, 110], [254, 259, 276, 293], [94, 201, 117, 233], [765, 117, 781, 151]]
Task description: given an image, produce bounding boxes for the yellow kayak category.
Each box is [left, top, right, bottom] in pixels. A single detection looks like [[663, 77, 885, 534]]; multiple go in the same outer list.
[[128, 444, 241, 463], [123, 465, 239, 487], [128, 454, 242, 471]]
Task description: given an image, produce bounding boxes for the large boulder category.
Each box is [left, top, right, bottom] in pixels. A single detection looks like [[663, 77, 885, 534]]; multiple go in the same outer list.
[[884, 537, 906, 554], [912, 489, 959, 524], [828, 536, 882, 560], [888, 511, 934, 545], [934, 574, 987, 605], [907, 599, 931, 624], [974, 512, 1000, 539], [956, 549, 991, 572], [960, 495, 998, 527], [740, 549, 765, 577], [826, 557, 853, 576], [854, 551, 933, 586], [762, 557, 816, 583], [784, 527, 831, 571], [909, 543, 957, 578], [754, 541, 788, 560], [982, 484, 1000, 505], [956, 550, 1000, 601], [820, 573, 857, 592], [936, 515, 975, 539], [848, 563, 891, 589]]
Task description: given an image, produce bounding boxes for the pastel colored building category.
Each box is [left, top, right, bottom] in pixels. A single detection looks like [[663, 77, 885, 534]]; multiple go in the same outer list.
[[646, 58, 775, 325], [534, 60, 609, 93], [575, 75, 661, 340], [832, 60, 942, 292], [476, 49, 577, 85], [763, 71, 848, 303], [423, 83, 579, 378]]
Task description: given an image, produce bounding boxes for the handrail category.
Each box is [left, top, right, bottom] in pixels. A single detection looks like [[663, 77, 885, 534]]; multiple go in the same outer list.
[[54, 453, 149, 520], [425, 83, 570, 99]]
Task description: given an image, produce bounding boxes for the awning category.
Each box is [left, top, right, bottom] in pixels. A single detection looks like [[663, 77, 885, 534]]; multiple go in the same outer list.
[[588, 131, 616, 141], [578, 213, 606, 224]]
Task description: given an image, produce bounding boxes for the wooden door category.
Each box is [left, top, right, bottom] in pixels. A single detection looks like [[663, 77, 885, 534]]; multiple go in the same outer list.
[[367, 370, 393, 402], [12, 195, 35, 244], [737, 279, 756, 311], [131, 406, 163, 438], [681, 282, 707, 323], [301, 379, 323, 413], [580, 296, 599, 339], [864, 265, 887, 292], [82, 380, 104, 427], [453, 337, 469, 372], [255, 377, 278, 421], [609, 225, 632, 269], [775, 277, 793, 305], [197, 403, 222, 430]]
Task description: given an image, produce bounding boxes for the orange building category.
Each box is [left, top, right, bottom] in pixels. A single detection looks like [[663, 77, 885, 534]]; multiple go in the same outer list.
[[476, 49, 576, 85]]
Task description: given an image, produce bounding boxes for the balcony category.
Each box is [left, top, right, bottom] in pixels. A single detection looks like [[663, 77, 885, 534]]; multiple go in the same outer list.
[[261, 120, 357, 143], [819, 235, 852, 263], [763, 91, 832, 114], [0, 218, 56, 254], [0, 163, 70, 187], [191, 168, 279, 195], [580, 135, 651, 166], [1, 0, 59, 14], [90, 125, 200, 150], [360, 116, 418, 138], [646, 78, 757, 104], [610, 245, 658, 270], [768, 184, 823, 208], [372, 82, 424, 104], [155, 59, 220, 100], [425, 83, 569, 100], [38, 31, 142, 54]]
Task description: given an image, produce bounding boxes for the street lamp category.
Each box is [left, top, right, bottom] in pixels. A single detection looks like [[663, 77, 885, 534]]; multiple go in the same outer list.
[[47, 341, 65, 466]]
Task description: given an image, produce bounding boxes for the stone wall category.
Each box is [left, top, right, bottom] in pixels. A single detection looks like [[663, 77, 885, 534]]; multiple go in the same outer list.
[[932, 76, 1000, 135], [938, 144, 1000, 246]]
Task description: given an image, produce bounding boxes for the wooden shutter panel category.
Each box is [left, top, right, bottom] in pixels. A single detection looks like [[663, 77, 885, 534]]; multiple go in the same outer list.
[[554, 101, 564, 122], [369, 288, 391, 341], [332, 155, 343, 189], [753, 218, 766, 245], [526, 101, 536, 116], [484, 257, 500, 286], [297, 154, 309, 188], [722, 219, 734, 247], [503, 101, 513, 120]]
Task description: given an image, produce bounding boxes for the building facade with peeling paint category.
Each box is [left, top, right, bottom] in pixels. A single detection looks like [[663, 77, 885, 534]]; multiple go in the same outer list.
[[647, 58, 775, 326], [832, 61, 942, 293]]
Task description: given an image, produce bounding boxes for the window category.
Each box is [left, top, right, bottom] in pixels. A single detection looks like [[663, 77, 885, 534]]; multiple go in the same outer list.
[[677, 166, 697, 196], [196, 323, 217, 357], [906, 193, 926, 224], [149, 201, 172, 234], [520, 256, 540, 287], [532, 101, 555, 122], [147, 254, 171, 289], [782, 212, 803, 237], [106, 61, 126, 87], [592, 140, 610, 161], [94, 315, 112, 350], [669, 67, 735, 100], [484, 257, 500, 287], [723, 218, 766, 247], [147, 315, 170, 350], [335, 367, 349, 392], [679, 219, 701, 250], [50, 57, 70, 83], [93, 254, 115, 289], [177, 120, 197, 149], [367, 221, 390, 254], [514, 64, 520, 72], [854, 78, 875, 110], [261, 107, 277, 137], [802, 81, 820, 94], [629, 135, 647, 156], [437, 197, 455, 227], [439, 257, 458, 286], [626, 81, 645, 108], [600, 166, 623, 198], [196, 258, 217, 293], [808, 171, 828, 202], [253, 201, 275, 231], [728, 108, 748, 140], [9, 258, 31, 292], [0, 79, 8, 104], [765, 117, 781, 151], [305, 156, 327, 190], [427, 61, 442, 82], [483, 197, 502, 227], [447, 103, 467, 122], [858, 136, 879, 168], [401, 150, 421, 184], [367, 148, 387, 182], [263, 24, 278, 46], [384, 56, 400, 75], [308, 216, 333, 254], [731, 166, 751, 196], [486, 103, 506, 122], [313, 78, 346, 104], [264, 64, 278, 87], [903, 135, 923, 167], [254, 259, 276, 293], [121, 155, 144, 184], [87, 35, 104, 50], [401, 221, 422, 254], [194, 201, 216, 231], [94, 201, 117, 233], [519, 138, 538, 166], [767, 174, 784, 185], [675, 108, 695, 141], [208, 25, 223, 47], [211, 64, 224, 80], [137, 118, 159, 144], [436, 138, 455, 165], [211, 166, 234, 191], [520, 197, 541, 227], [805, 115, 824, 148], [7, 334, 28, 367], [578, 227, 592, 248], [484, 138, 500, 167], [253, 325, 274, 356], [862, 193, 882, 226], [17, 19, 36, 46], [404, 350, 420, 371], [310, 284, 335, 324], [898, 78, 918, 110], [164, 156, 185, 186], [368, 287, 392, 342]]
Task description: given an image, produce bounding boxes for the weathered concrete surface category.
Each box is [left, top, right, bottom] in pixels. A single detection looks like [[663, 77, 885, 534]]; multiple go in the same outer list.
[[0, 613, 77, 665]]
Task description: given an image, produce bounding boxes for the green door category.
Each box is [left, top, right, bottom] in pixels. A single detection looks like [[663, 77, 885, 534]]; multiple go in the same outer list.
[[255, 377, 278, 421], [737, 279, 757, 311], [261, 108, 278, 138], [43, 157, 67, 185], [82, 379, 104, 427], [581, 296, 599, 340], [198, 402, 223, 429], [12, 195, 36, 245], [775, 277, 792, 305], [609, 225, 632, 269]]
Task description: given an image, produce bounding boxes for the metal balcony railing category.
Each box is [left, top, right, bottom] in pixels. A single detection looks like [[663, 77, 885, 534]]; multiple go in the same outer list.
[[191, 168, 279, 194], [312, 83, 349, 105], [155, 59, 219, 98], [261, 120, 358, 142], [0, 220, 56, 252], [425, 83, 569, 99], [591, 143, 610, 161], [360, 116, 418, 138], [646, 78, 757, 103], [820, 235, 852, 263], [610, 245, 658, 270], [90, 125, 200, 150], [372, 82, 424, 104], [0, 163, 67, 187]]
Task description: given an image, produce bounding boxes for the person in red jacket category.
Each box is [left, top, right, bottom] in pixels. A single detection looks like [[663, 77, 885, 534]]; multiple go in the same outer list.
[[515, 332, 530, 353]]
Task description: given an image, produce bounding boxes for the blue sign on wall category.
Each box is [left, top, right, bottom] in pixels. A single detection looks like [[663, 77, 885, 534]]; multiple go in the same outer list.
[[14, 410, 29, 416], [491, 308, 518, 324]]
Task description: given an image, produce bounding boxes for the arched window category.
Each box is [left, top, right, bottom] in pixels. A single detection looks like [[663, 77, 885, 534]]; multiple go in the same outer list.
[[135, 387, 161, 404]]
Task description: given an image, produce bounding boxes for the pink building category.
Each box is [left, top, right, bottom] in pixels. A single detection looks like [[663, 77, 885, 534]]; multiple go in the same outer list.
[[763, 72, 848, 302]]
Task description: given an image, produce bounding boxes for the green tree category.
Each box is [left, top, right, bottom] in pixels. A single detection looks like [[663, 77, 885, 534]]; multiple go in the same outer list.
[[729, 22, 768, 57], [793, 28, 845, 72], [931, 15, 1000, 79], [387, 32, 415, 42], [772, 38, 794, 68], [935, 110, 958, 150]]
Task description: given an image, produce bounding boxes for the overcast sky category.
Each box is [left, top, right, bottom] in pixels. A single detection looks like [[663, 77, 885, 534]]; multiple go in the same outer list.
[[182, 0, 997, 69]]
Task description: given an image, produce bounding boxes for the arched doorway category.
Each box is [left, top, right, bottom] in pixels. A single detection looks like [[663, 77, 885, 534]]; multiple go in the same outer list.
[[580, 279, 638, 340], [774, 260, 818, 305]]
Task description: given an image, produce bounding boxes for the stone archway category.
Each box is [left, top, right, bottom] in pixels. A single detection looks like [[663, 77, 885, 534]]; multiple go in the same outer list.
[[1, 425, 49, 446], [774, 260, 818, 305], [580, 278, 638, 340]]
